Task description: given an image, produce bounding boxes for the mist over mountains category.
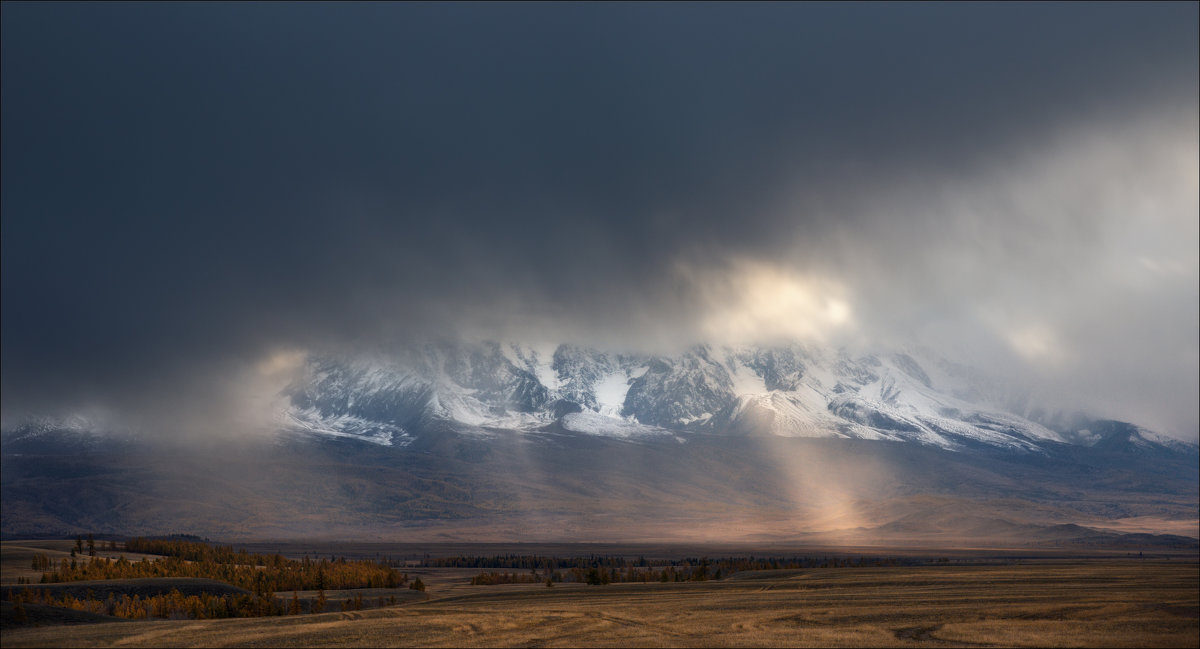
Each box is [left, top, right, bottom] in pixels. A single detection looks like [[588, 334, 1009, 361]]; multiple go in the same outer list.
[[3, 340, 1196, 545]]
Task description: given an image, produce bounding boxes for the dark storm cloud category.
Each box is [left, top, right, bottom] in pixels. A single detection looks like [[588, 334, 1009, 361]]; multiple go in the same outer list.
[[2, 3, 1196, 438]]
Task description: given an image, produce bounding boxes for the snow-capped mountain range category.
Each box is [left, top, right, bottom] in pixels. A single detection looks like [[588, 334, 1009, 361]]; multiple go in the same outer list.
[[278, 341, 1189, 455], [4, 341, 1195, 541]]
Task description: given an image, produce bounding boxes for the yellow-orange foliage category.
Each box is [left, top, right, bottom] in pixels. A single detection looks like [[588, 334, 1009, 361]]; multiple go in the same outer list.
[[38, 538, 405, 593]]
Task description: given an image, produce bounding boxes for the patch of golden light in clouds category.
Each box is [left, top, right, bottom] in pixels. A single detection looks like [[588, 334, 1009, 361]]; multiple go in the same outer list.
[[686, 259, 854, 345], [973, 302, 1070, 369], [256, 349, 309, 377], [1004, 324, 1065, 366]]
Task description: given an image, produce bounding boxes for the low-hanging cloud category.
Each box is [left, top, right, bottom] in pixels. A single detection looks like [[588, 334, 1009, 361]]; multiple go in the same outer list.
[[807, 106, 1199, 439], [2, 3, 1196, 441]]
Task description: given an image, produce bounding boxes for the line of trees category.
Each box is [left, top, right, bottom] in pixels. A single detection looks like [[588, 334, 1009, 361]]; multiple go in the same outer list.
[[435, 553, 911, 572], [6, 586, 281, 619], [428, 553, 647, 570], [37, 554, 408, 592], [466, 555, 915, 586], [36, 538, 408, 593], [469, 571, 544, 585]]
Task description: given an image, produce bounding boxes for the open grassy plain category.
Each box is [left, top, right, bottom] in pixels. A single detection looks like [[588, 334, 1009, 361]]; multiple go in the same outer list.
[[2, 559, 1196, 648]]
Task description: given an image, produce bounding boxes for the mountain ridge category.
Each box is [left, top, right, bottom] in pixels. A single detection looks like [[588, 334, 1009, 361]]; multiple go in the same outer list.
[[269, 341, 1192, 457]]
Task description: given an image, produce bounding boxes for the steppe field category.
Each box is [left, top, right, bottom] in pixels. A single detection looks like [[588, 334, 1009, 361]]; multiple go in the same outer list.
[[2, 540, 1197, 648]]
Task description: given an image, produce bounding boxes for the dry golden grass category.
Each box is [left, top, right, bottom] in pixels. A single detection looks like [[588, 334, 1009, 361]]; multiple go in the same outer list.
[[2, 560, 1196, 647]]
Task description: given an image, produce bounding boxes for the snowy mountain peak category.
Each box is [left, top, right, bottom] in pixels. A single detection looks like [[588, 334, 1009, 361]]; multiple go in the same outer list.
[[272, 341, 1181, 456]]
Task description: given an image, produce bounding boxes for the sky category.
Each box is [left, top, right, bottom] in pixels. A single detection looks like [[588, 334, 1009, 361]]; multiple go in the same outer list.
[[2, 3, 1197, 441]]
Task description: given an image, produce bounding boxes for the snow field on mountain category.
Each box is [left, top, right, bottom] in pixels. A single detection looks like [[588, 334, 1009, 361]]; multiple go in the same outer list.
[[594, 371, 632, 417]]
